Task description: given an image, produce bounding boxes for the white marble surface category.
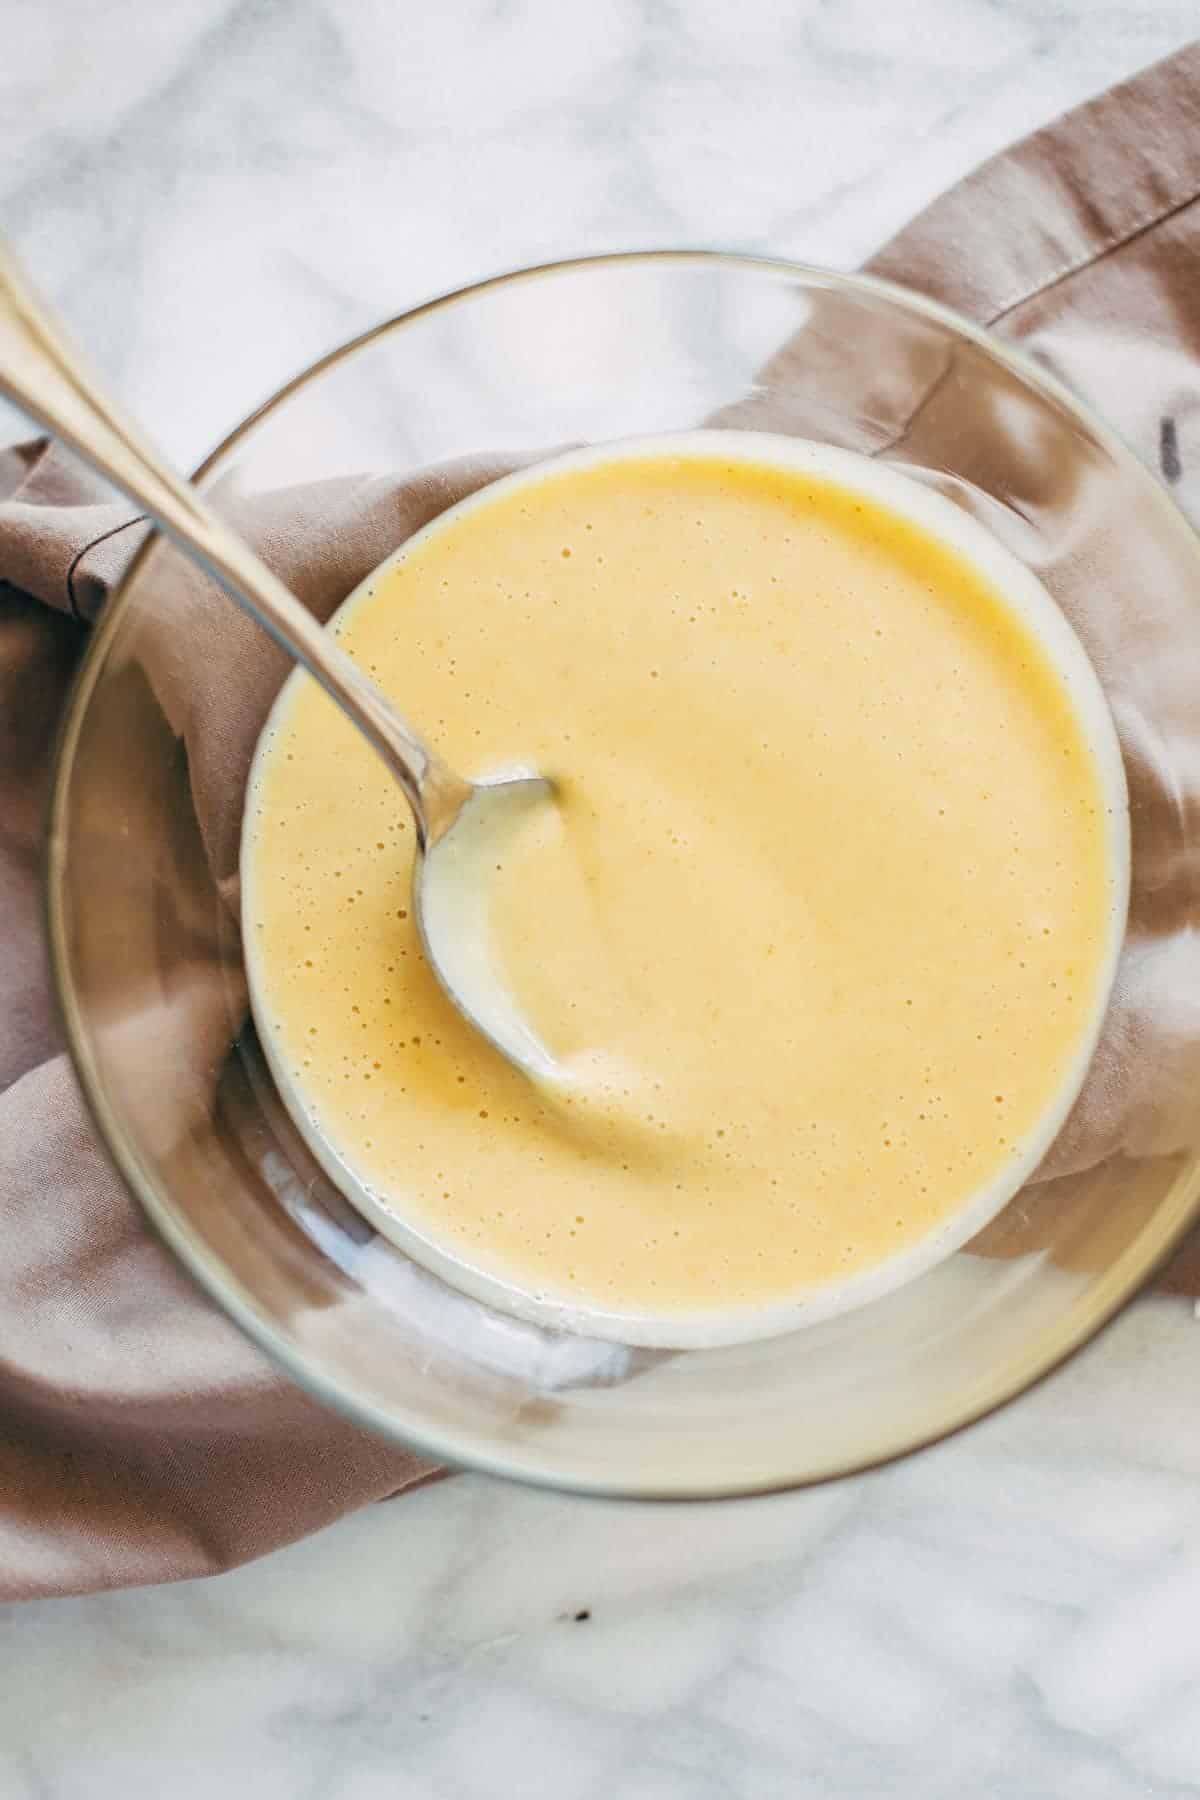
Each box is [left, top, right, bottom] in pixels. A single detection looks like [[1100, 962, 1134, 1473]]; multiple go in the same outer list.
[[3, 1, 1200, 1795]]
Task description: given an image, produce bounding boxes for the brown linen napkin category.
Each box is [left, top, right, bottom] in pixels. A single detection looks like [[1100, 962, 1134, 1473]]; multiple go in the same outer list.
[[3, 42, 1200, 1601]]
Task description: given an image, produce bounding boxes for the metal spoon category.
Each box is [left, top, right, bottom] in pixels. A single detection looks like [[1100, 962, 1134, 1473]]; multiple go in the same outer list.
[[0, 240, 561, 1083]]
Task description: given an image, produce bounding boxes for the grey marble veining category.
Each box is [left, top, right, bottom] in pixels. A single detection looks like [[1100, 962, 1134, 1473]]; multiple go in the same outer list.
[[6, 1303, 1200, 1799], [4, 0, 1197, 463], [2, 2, 1200, 1795]]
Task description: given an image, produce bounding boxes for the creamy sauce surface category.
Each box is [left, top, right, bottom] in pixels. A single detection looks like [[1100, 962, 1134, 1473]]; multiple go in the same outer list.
[[242, 434, 1128, 1345]]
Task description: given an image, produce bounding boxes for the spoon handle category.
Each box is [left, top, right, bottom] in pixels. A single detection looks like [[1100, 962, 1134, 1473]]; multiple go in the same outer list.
[[0, 239, 468, 845]]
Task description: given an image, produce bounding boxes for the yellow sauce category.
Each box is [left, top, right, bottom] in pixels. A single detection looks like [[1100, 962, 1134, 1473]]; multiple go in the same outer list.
[[242, 434, 1127, 1345]]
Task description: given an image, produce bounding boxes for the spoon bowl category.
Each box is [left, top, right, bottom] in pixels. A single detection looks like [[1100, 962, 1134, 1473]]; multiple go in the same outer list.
[[416, 771, 560, 1084]]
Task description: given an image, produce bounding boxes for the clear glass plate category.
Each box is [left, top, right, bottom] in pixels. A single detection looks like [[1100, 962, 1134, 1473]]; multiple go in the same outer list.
[[47, 253, 1200, 1497]]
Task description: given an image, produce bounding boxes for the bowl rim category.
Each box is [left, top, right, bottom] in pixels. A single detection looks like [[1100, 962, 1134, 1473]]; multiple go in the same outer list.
[[44, 248, 1200, 1500]]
